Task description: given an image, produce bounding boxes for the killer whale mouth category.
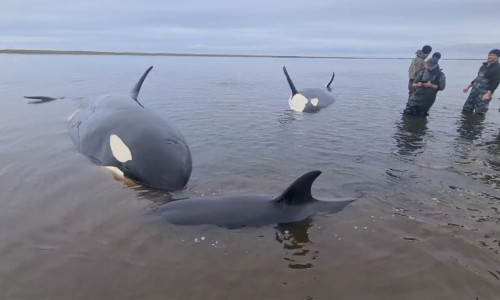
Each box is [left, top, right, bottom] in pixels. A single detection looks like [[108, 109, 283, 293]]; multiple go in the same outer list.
[[121, 161, 190, 191]]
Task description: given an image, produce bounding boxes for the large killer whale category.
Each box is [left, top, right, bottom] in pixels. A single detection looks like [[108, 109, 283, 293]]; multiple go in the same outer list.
[[24, 66, 192, 191], [158, 170, 357, 227], [283, 66, 335, 113]]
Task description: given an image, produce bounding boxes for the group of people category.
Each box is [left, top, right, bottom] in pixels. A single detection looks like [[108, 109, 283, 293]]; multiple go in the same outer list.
[[403, 45, 500, 116]]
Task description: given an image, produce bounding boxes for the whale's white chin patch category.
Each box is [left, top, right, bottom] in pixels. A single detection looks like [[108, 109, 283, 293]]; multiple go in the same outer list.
[[289, 94, 308, 112], [104, 166, 139, 187], [310, 98, 319, 106], [110, 134, 132, 163], [105, 166, 125, 178]]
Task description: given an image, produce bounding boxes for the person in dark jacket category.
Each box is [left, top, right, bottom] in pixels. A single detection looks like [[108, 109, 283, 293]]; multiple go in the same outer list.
[[462, 49, 500, 114], [404, 57, 446, 116]]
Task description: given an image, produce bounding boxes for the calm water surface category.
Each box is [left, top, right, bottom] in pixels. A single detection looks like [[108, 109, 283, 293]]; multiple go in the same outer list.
[[0, 54, 499, 299]]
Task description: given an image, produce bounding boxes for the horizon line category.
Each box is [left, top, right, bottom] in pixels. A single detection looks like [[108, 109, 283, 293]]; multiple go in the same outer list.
[[0, 49, 484, 61]]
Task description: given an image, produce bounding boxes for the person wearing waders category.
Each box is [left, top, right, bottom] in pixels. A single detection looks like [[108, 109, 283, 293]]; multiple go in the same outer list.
[[408, 45, 432, 97], [462, 49, 500, 114], [403, 57, 446, 116]]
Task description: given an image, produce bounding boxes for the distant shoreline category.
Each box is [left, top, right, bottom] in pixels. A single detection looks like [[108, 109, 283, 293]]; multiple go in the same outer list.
[[0, 49, 483, 60]]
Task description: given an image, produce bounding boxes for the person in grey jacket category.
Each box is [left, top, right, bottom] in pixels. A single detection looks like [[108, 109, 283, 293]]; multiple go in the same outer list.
[[408, 45, 432, 96], [404, 57, 446, 116]]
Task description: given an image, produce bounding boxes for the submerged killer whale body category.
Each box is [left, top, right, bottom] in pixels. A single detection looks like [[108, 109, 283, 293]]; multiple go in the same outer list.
[[159, 170, 356, 228], [24, 66, 192, 191], [283, 66, 336, 113]]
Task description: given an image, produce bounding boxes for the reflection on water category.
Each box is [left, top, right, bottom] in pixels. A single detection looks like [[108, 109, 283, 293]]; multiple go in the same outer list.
[[277, 109, 304, 125], [393, 115, 429, 156], [484, 131, 500, 187], [486, 131, 500, 155], [274, 218, 317, 270], [454, 113, 487, 161], [457, 113, 485, 141]]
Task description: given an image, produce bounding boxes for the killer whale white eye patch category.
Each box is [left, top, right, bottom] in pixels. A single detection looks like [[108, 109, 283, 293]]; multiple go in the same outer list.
[[110, 134, 132, 163], [289, 93, 308, 112], [310, 98, 319, 106]]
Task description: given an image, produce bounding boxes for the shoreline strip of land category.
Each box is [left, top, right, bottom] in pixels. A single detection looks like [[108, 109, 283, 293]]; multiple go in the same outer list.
[[0, 49, 483, 60]]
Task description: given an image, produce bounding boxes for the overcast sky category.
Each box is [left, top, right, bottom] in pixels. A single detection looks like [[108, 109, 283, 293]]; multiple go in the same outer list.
[[1, 0, 498, 58]]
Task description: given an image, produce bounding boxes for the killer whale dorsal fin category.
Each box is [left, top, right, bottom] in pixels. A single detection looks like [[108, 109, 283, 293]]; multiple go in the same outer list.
[[326, 72, 335, 90], [275, 170, 322, 205], [130, 66, 153, 108], [283, 66, 299, 95]]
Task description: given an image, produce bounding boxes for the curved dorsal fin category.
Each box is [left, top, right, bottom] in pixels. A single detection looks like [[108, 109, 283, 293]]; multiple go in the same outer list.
[[130, 66, 153, 108], [326, 72, 335, 90], [275, 170, 322, 205], [283, 66, 299, 95]]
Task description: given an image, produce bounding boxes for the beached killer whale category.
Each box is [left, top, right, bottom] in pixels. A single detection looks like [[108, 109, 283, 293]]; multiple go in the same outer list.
[[158, 170, 356, 228], [24, 66, 192, 191], [283, 66, 335, 113]]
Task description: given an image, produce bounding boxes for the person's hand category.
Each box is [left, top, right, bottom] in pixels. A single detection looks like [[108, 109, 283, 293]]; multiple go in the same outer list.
[[415, 82, 423, 88], [463, 85, 471, 93], [482, 91, 492, 101], [423, 81, 436, 89]]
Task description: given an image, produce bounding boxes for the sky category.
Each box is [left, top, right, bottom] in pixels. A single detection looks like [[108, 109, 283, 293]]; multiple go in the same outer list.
[[1, 0, 499, 58]]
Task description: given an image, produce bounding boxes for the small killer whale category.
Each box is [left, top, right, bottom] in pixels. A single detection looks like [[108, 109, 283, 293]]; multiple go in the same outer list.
[[283, 66, 335, 113], [24, 66, 192, 191], [158, 170, 356, 228]]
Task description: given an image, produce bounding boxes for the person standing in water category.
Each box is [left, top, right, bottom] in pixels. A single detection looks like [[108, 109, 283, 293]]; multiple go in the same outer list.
[[462, 49, 500, 114], [408, 45, 432, 96], [404, 57, 446, 116]]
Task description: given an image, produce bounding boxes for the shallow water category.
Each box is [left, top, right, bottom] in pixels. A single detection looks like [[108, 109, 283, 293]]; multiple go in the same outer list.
[[0, 54, 499, 299]]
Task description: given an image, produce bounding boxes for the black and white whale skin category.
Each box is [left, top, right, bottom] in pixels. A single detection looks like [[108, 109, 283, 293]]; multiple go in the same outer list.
[[24, 66, 192, 191], [283, 66, 336, 113], [158, 170, 356, 228]]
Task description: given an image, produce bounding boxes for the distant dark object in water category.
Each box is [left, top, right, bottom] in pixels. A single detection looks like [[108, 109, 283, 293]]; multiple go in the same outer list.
[[159, 170, 357, 228], [24, 96, 64, 104], [23, 66, 192, 191], [283, 66, 336, 113]]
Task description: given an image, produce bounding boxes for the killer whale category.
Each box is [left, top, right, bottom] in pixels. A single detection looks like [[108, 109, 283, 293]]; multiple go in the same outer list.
[[158, 170, 356, 228], [283, 66, 336, 113], [24, 66, 192, 191]]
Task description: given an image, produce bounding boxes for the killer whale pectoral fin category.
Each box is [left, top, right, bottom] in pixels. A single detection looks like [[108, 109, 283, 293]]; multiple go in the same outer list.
[[326, 72, 335, 90], [130, 66, 153, 108], [24, 96, 64, 104], [283, 66, 299, 95], [275, 170, 322, 205]]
